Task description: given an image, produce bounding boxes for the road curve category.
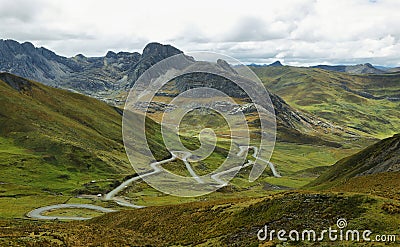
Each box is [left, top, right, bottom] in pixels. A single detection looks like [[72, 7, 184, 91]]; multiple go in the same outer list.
[[173, 151, 204, 184], [104, 154, 177, 203], [27, 204, 116, 221], [211, 160, 254, 186]]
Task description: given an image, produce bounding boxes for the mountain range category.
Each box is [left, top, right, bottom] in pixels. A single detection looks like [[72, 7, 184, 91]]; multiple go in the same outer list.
[[1, 39, 397, 103], [0, 39, 182, 103], [251, 65, 400, 138], [311, 63, 386, 74], [249, 60, 398, 75]]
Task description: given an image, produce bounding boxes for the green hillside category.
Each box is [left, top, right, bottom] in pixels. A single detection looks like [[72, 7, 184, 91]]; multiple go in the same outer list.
[[306, 133, 400, 190], [0, 73, 177, 197], [251, 66, 400, 138]]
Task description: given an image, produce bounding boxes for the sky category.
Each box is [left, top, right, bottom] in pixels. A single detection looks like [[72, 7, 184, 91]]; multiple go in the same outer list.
[[0, 0, 399, 66]]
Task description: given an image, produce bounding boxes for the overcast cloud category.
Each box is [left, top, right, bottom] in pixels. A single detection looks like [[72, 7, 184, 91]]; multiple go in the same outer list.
[[0, 0, 399, 66]]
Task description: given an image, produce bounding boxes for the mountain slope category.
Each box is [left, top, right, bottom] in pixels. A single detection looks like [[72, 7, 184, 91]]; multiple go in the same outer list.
[[251, 65, 400, 138], [0, 72, 172, 195], [172, 69, 350, 146], [307, 133, 400, 189], [387, 67, 400, 73]]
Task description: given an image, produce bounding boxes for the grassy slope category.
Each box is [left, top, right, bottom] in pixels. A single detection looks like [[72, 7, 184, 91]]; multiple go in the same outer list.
[[332, 171, 400, 201], [251, 66, 400, 139], [306, 133, 400, 190], [0, 73, 131, 192]]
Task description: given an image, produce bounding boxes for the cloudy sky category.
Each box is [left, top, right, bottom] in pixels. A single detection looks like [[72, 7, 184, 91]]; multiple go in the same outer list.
[[0, 0, 399, 66]]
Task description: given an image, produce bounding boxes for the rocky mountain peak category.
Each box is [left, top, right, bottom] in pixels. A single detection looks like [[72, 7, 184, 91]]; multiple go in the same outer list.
[[142, 42, 182, 58], [312, 63, 384, 74], [0, 39, 21, 49], [268, 61, 283, 67], [105, 51, 117, 58], [74, 54, 86, 60], [21, 41, 35, 50], [216, 59, 238, 74]]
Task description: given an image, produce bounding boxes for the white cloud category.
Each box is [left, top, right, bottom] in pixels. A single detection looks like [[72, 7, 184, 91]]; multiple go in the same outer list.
[[0, 0, 399, 66]]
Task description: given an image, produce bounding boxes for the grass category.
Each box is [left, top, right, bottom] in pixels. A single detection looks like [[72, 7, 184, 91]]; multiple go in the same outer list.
[[332, 171, 400, 201], [107, 192, 399, 246], [269, 142, 359, 175], [0, 195, 69, 219], [0, 135, 123, 196], [42, 208, 104, 218]]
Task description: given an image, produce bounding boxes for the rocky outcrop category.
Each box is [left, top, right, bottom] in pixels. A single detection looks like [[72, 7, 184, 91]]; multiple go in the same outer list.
[[0, 72, 33, 94]]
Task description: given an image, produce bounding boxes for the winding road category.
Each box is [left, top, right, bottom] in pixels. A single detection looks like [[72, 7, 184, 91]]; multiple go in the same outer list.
[[26, 204, 117, 221], [27, 146, 280, 220]]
